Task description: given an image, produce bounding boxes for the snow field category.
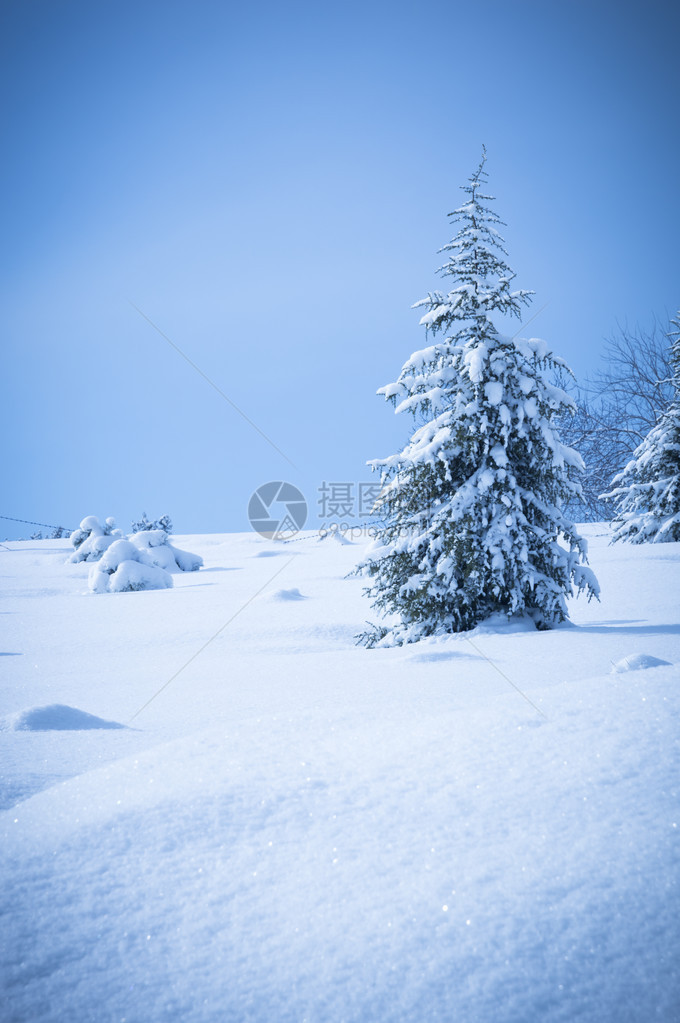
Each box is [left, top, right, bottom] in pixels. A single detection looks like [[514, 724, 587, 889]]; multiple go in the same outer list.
[[0, 527, 678, 1022]]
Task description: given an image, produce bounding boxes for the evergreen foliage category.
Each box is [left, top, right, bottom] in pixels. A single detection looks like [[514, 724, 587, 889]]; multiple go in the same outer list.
[[357, 150, 598, 646], [131, 512, 173, 534]]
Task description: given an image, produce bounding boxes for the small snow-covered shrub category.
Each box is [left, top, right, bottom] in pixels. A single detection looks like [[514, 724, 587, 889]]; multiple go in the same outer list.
[[109, 560, 174, 593], [69, 516, 122, 563], [72, 514, 200, 591], [70, 515, 115, 549], [129, 529, 203, 572], [131, 512, 173, 534], [89, 539, 173, 593]]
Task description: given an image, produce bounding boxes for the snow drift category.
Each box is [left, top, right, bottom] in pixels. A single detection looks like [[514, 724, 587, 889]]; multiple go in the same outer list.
[[2, 704, 126, 731], [1, 526, 678, 1022]]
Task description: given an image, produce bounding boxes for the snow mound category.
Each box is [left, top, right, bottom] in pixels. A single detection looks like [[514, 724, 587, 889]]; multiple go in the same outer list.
[[68, 515, 122, 563], [319, 529, 354, 545], [2, 704, 126, 732], [89, 539, 174, 593], [129, 530, 203, 572], [331, 530, 354, 545], [73, 524, 202, 582], [611, 653, 672, 673], [409, 649, 473, 663], [267, 587, 307, 601], [467, 612, 539, 636]]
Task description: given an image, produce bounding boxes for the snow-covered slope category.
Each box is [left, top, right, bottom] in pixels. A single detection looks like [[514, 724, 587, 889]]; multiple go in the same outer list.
[[1, 527, 678, 1022]]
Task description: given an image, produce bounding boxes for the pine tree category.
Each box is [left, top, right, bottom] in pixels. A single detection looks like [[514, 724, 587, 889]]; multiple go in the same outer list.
[[131, 512, 173, 534], [131, 512, 153, 533], [602, 312, 680, 542], [357, 150, 599, 646]]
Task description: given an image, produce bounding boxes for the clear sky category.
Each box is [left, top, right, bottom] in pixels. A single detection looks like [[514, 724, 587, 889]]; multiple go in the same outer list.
[[1, 0, 678, 539]]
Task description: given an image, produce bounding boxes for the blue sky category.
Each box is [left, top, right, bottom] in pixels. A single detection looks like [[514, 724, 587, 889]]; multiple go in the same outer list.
[[1, 0, 678, 539]]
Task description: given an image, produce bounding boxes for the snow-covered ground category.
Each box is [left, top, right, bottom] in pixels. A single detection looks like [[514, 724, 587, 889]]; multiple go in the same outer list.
[[1, 526, 678, 1022]]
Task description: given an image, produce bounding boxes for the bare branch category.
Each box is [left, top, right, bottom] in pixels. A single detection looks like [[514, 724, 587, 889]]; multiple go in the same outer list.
[[559, 316, 673, 521]]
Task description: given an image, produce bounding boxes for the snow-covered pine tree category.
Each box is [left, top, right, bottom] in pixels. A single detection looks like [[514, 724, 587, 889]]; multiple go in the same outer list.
[[131, 512, 153, 533], [356, 149, 599, 646], [602, 312, 680, 542], [131, 512, 173, 534]]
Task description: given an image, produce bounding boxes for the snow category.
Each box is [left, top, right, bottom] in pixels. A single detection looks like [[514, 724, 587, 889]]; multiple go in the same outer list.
[[1, 704, 127, 732], [69, 520, 203, 584], [489, 442, 508, 467], [464, 611, 540, 636], [130, 529, 204, 573], [78, 515, 102, 532], [105, 558, 174, 593], [464, 341, 487, 382], [1, 527, 679, 1022], [515, 337, 550, 361], [329, 528, 354, 545], [523, 395, 538, 418], [88, 538, 175, 593], [611, 652, 672, 673], [477, 468, 495, 492], [484, 380, 504, 405], [265, 586, 307, 601], [68, 515, 122, 563]]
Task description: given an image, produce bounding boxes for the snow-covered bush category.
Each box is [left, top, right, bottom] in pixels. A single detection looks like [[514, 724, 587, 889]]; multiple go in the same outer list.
[[70, 514, 202, 591], [131, 512, 173, 534], [129, 529, 203, 572], [602, 312, 680, 542], [356, 150, 599, 646], [69, 516, 122, 563], [88, 539, 174, 594]]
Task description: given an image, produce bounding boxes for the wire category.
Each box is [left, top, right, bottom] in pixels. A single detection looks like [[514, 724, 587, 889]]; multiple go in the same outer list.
[[0, 514, 74, 532]]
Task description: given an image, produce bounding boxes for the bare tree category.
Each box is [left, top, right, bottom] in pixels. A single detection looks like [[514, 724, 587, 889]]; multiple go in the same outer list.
[[592, 317, 673, 434], [559, 317, 674, 521]]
